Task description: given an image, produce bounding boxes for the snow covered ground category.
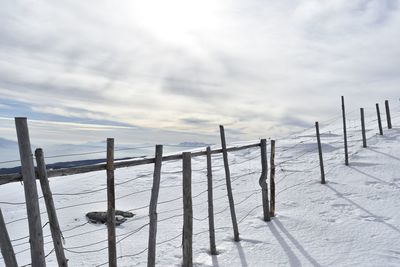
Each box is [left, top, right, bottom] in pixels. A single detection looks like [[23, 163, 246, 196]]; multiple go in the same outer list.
[[1, 104, 400, 266]]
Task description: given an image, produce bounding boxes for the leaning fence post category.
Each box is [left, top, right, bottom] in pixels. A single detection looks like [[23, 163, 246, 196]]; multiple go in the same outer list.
[[15, 117, 46, 267], [35, 149, 68, 267], [0, 208, 18, 267], [259, 139, 270, 222], [147, 145, 163, 267], [315, 122, 326, 184], [219, 125, 240, 241], [360, 108, 367, 148], [376, 103, 383, 135], [182, 152, 193, 267], [206, 147, 217, 255], [269, 140, 276, 217], [106, 138, 117, 267], [385, 100, 392, 129], [341, 96, 349, 166]]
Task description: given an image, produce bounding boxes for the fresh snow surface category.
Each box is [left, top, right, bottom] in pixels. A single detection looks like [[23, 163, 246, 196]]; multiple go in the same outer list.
[[1, 105, 400, 266]]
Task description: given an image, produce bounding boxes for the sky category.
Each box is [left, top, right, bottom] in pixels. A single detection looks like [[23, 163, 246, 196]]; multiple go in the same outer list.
[[1, 0, 400, 146]]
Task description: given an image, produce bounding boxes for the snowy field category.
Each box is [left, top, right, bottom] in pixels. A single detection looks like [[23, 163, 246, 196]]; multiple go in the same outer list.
[[1, 104, 400, 266]]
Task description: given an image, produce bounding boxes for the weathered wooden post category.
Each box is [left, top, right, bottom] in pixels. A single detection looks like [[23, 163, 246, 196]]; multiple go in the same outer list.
[[106, 138, 117, 267], [35, 149, 68, 267], [315, 122, 326, 184], [376, 103, 383, 135], [147, 145, 163, 267], [206, 147, 217, 255], [219, 125, 240, 241], [341, 96, 349, 166], [182, 152, 193, 267], [15, 117, 46, 267], [360, 108, 367, 148], [0, 208, 18, 267], [269, 140, 276, 217], [259, 139, 270, 222], [385, 100, 392, 129]]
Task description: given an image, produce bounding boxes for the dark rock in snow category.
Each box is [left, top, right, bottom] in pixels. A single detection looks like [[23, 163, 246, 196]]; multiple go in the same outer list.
[[86, 210, 135, 225]]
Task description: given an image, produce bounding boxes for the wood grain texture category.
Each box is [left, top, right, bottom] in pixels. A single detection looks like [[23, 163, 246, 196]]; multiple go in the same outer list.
[[0, 208, 18, 267], [206, 147, 217, 255], [15, 118, 46, 267], [147, 145, 163, 267], [35, 149, 68, 267], [269, 140, 276, 217], [360, 108, 367, 148], [220, 125, 240, 241], [0, 143, 261, 184], [259, 139, 270, 222], [376, 103, 383, 135], [182, 152, 193, 267], [106, 138, 117, 267], [315, 122, 326, 184], [341, 96, 349, 166]]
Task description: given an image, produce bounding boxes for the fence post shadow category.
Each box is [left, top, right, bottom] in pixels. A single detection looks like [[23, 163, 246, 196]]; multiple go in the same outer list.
[[211, 254, 220, 267], [234, 241, 248, 267], [325, 183, 400, 234], [272, 219, 321, 267], [367, 147, 400, 162], [267, 221, 302, 267]]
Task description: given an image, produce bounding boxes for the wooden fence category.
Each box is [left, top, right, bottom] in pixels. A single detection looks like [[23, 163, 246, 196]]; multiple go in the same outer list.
[[0, 121, 276, 267], [0, 97, 396, 266]]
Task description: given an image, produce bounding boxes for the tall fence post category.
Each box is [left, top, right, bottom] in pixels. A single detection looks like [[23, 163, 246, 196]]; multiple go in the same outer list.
[[0, 208, 18, 267], [15, 117, 46, 267], [341, 96, 349, 166], [315, 122, 326, 184], [376, 103, 383, 135], [360, 108, 367, 148], [259, 139, 270, 222], [219, 125, 240, 241], [35, 149, 68, 267], [182, 152, 193, 267], [385, 100, 392, 129], [269, 140, 276, 217], [147, 145, 163, 267], [106, 138, 117, 267], [206, 147, 217, 255]]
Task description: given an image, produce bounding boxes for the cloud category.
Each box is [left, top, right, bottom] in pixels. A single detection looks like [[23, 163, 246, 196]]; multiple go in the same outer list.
[[0, 0, 400, 144]]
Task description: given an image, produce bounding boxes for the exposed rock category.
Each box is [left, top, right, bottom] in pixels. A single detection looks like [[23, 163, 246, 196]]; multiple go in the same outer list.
[[86, 210, 135, 225]]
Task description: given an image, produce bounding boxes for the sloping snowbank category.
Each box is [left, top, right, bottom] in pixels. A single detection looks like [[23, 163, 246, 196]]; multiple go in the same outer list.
[[1, 105, 400, 266]]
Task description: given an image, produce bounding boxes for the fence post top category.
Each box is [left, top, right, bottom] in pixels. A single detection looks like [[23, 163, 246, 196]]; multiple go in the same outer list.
[[14, 117, 27, 121]]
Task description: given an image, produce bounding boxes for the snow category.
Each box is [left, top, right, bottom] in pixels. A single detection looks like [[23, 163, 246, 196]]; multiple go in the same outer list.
[[1, 105, 400, 266]]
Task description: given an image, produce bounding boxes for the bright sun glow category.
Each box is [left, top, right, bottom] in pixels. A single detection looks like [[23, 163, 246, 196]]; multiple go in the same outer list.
[[131, 1, 223, 45]]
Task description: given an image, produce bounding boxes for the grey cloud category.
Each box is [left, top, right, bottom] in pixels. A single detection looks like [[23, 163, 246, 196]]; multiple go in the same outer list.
[[181, 117, 214, 126], [1, 0, 400, 144]]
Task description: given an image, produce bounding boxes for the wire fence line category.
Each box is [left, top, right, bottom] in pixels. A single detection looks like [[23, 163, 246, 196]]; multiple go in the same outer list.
[[2, 102, 398, 266]]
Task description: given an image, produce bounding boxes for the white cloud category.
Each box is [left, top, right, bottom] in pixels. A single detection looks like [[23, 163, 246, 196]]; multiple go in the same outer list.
[[0, 0, 399, 143]]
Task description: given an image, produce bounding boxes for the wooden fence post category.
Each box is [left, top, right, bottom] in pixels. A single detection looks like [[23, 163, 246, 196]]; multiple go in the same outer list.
[[385, 100, 392, 129], [0, 208, 18, 267], [15, 117, 46, 267], [341, 96, 349, 166], [182, 152, 193, 267], [206, 147, 217, 255], [35, 149, 68, 267], [259, 139, 270, 222], [269, 140, 276, 217], [219, 125, 240, 241], [315, 122, 326, 184], [147, 145, 163, 267], [376, 103, 383, 135], [106, 138, 117, 267], [360, 108, 367, 148]]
